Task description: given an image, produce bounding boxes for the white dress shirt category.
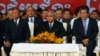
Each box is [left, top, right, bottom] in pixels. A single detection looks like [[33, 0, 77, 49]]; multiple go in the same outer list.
[[28, 17, 35, 23], [14, 18, 20, 25], [57, 18, 63, 23], [70, 17, 79, 29], [49, 22, 54, 29], [82, 18, 89, 35]]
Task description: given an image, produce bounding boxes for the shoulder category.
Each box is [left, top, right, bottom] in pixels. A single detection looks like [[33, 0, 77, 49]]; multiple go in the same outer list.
[[35, 17, 43, 23], [89, 18, 96, 21], [35, 17, 42, 20], [89, 18, 97, 23], [55, 20, 62, 24], [54, 20, 63, 26], [74, 17, 82, 22], [44, 21, 48, 24]]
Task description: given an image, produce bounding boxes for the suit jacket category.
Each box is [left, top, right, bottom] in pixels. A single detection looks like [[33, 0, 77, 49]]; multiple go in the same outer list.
[[5, 18, 30, 43], [62, 19, 71, 24], [25, 17, 43, 36], [41, 20, 66, 37], [62, 19, 71, 35], [73, 17, 99, 43], [0, 20, 5, 47], [62, 18, 72, 43]]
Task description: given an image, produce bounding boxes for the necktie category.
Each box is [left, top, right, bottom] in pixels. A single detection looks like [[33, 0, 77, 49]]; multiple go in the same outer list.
[[58, 19, 60, 22], [49, 23, 52, 29], [31, 18, 33, 22], [14, 20, 17, 26], [83, 20, 87, 35]]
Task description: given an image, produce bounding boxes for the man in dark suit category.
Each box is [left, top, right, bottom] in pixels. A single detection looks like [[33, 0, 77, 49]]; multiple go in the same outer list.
[[41, 11, 66, 37], [4, 8, 30, 56], [25, 6, 43, 36], [55, 8, 72, 42], [0, 12, 4, 56], [73, 6, 99, 56], [40, 10, 48, 22]]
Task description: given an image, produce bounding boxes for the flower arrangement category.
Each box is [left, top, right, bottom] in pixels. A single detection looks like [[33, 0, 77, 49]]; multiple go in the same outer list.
[[30, 31, 64, 43]]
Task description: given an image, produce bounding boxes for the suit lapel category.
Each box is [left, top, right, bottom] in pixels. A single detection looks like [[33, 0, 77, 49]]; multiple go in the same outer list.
[[51, 21, 57, 32], [86, 18, 91, 35], [47, 22, 50, 31], [79, 19, 85, 35], [34, 17, 38, 28], [17, 19, 21, 28]]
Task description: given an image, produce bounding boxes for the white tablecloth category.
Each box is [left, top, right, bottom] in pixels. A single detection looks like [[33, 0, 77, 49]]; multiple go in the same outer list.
[[9, 43, 86, 56]]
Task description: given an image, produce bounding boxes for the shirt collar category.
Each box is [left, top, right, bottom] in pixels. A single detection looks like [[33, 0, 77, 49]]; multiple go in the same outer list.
[[14, 18, 20, 24], [14, 18, 20, 21], [49, 21, 54, 25], [82, 18, 89, 22], [29, 17, 34, 19], [28, 17, 35, 22], [57, 18, 63, 22]]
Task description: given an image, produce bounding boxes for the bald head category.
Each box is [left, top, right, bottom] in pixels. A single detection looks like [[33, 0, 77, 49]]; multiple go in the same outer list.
[[46, 11, 55, 23], [47, 11, 55, 16]]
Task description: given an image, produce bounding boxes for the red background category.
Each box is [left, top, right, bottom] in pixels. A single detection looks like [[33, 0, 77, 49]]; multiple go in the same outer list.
[[0, 0, 100, 14]]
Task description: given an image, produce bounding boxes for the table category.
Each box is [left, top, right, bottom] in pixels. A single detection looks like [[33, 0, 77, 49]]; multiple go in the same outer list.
[[9, 43, 86, 56]]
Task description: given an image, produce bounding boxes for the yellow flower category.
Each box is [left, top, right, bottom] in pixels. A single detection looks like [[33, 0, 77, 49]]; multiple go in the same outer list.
[[29, 31, 64, 43], [54, 38, 64, 43], [30, 37, 35, 42], [48, 36, 55, 41]]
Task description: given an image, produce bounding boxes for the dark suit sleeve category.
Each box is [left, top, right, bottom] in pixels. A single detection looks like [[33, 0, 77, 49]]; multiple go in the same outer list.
[[24, 21, 30, 41], [58, 23, 67, 37], [89, 20, 99, 40], [5, 22, 11, 42], [73, 20, 83, 40], [66, 23, 71, 36]]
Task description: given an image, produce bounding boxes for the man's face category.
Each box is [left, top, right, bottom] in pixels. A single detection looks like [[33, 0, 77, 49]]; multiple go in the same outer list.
[[41, 11, 48, 19], [7, 10, 13, 19], [26, 7, 35, 17], [12, 9, 20, 19], [80, 10, 89, 20], [63, 11, 71, 19], [46, 12, 54, 23], [55, 10, 63, 19], [90, 12, 98, 19]]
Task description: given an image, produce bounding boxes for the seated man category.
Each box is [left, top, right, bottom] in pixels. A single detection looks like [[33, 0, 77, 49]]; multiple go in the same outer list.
[[41, 11, 67, 37]]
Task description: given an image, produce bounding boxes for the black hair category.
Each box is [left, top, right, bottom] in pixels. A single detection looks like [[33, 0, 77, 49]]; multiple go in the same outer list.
[[79, 5, 89, 13], [56, 8, 63, 13], [63, 8, 71, 15], [91, 10, 100, 15], [74, 6, 80, 16]]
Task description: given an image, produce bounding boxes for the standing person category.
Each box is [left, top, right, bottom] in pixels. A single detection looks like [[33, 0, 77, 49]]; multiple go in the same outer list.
[[4, 8, 30, 56], [63, 9, 72, 43], [90, 10, 100, 21], [55, 8, 64, 22], [25, 6, 43, 36], [40, 10, 48, 22], [0, 12, 5, 56], [70, 6, 81, 29], [55, 8, 71, 43], [63, 9, 72, 24], [73, 5, 99, 56]]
